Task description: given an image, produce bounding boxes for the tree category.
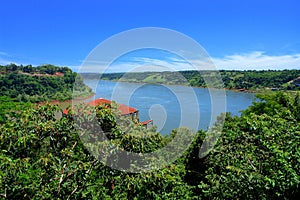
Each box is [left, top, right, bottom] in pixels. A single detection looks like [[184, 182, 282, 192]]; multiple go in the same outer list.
[[194, 92, 300, 199]]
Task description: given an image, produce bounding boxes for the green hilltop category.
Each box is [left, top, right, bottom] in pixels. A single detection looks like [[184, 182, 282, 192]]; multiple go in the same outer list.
[[0, 64, 92, 102], [81, 69, 300, 91]]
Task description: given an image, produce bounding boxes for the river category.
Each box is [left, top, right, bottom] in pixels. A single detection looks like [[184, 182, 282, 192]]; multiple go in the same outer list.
[[83, 80, 255, 135]]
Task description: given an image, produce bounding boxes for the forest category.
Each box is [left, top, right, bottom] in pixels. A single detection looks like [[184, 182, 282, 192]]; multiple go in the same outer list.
[[0, 92, 299, 198], [0, 64, 92, 102], [82, 69, 300, 91], [0, 64, 299, 199]]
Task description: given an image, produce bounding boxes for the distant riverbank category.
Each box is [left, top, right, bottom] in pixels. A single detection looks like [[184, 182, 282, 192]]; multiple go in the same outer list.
[[81, 69, 300, 92], [101, 78, 258, 93], [83, 79, 255, 134]]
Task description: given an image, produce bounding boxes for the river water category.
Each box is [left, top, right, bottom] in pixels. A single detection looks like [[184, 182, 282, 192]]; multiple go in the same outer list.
[[83, 80, 255, 135]]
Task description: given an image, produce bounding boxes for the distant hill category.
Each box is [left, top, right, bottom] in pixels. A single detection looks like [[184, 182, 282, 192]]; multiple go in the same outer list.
[[80, 69, 300, 91], [291, 77, 300, 87], [0, 64, 93, 102]]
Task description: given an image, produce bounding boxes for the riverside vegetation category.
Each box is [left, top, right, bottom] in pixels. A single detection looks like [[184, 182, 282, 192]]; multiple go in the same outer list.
[[0, 64, 92, 123], [0, 64, 299, 199], [0, 64, 92, 102], [82, 69, 300, 91]]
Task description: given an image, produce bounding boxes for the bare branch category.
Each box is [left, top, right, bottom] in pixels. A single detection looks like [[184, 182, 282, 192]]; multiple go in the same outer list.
[[67, 185, 78, 200], [57, 163, 66, 194], [0, 188, 7, 198]]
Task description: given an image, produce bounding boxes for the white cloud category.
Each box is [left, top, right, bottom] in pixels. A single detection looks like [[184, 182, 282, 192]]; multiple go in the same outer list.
[[76, 57, 194, 73], [0, 55, 18, 65], [0, 51, 30, 66], [76, 51, 300, 73], [1, 51, 300, 72], [212, 51, 300, 70], [0, 51, 8, 56]]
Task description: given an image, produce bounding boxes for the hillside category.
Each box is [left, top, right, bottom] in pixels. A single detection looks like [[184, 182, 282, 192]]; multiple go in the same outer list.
[[0, 64, 93, 102], [81, 69, 300, 91]]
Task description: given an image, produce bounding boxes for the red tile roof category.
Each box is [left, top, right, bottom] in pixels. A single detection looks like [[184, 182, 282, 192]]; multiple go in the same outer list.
[[63, 98, 138, 116], [62, 109, 69, 115], [87, 98, 138, 115], [140, 119, 153, 125], [55, 72, 64, 77]]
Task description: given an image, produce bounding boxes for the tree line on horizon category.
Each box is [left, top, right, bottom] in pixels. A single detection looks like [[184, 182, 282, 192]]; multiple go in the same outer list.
[[0, 63, 299, 198], [81, 69, 300, 91]]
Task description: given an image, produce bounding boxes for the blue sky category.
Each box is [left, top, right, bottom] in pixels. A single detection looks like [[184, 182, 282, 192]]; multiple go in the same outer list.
[[0, 0, 300, 72]]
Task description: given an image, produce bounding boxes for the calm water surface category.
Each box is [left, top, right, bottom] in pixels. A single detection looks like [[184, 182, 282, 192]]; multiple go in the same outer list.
[[84, 80, 255, 135]]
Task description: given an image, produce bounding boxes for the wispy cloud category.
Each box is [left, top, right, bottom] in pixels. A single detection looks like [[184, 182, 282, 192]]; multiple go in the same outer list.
[[2, 51, 300, 72], [75, 57, 193, 73], [212, 51, 300, 70], [0, 51, 33, 66], [76, 51, 300, 73], [0, 51, 8, 56], [0, 51, 18, 65]]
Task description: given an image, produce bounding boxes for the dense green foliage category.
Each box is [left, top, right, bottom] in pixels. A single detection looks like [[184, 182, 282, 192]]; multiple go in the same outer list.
[[0, 96, 33, 123], [82, 69, 300, 91], [188, 92, 300, 199], [0, 91, 299, 199], [218, 70, 300, 90], [0, 103, 194, 199], [0, 64, 92, 102]]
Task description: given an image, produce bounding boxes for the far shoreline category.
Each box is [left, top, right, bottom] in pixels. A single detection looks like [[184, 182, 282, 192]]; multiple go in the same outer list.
[[93, 78, 258, 93]]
